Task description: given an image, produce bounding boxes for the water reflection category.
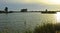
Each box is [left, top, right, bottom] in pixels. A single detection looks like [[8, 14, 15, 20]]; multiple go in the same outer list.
[[0, 13, 59, 33], [56, 12, 60, 23]]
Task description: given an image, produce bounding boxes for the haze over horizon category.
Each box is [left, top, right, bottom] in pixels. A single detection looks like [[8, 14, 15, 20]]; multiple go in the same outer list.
[[0, 0, 60, 11]]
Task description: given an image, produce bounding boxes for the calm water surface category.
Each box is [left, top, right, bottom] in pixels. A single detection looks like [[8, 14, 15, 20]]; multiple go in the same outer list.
[[0, 12, 57, 33]]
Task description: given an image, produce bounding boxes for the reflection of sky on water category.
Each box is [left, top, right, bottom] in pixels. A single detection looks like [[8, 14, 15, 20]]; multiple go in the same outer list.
[[0, 13, 58, 33], [56, 12, 60, 23]]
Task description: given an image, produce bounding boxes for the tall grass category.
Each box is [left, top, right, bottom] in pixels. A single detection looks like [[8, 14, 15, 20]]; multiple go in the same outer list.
[[24, 30, 33, 33], [33, 23, 60, 33], [0, 23, 60, 33]]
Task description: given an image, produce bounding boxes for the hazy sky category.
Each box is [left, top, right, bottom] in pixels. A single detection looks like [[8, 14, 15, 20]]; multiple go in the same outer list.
[[0, 0, 60, 11]]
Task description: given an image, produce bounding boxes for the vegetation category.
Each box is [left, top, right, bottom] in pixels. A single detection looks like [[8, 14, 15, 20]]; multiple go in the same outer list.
[[33, 23, 60, 33], [24, 30, 33, 33], [5, 7, 8, 13], [0, 23, 60, 33], [24, 23, 60, 33], [33, 23, 55, 33]]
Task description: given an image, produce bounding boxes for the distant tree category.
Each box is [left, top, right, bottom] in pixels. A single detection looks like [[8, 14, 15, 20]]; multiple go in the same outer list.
[[5, 7, 8, 13], [45, 9, 48, 12], [21, 9, 27, 12]]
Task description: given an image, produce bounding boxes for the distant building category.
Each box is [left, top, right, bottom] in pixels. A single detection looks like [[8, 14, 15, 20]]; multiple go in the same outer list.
[[21, 9, 27, 12], [4, 7, 8, 13]]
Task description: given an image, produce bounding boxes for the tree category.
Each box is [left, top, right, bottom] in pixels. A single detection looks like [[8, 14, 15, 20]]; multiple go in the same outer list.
[[5, 7, 8, 13], [45, 9, 48, 12]]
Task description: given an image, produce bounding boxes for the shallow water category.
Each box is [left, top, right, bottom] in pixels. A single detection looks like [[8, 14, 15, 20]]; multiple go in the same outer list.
[[0, 12, 57, 33]]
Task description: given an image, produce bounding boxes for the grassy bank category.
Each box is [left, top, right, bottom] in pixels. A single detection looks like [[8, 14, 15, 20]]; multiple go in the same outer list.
[[25, 23, 60, 33], [0, 23, 60, 33]]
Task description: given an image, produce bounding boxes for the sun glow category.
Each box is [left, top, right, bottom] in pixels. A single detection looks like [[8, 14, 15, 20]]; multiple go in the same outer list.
[[4, 0, 60, 5], [40, 0, 60, 5], [56, 12, 60, 23]]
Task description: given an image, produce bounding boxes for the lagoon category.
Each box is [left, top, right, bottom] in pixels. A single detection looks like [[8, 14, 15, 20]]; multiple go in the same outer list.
[[0, 12, 57, 33]]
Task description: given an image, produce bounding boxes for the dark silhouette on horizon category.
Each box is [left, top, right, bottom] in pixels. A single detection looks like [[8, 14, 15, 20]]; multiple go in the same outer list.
[[41, 9, 57, 14], [4, 7, 8, 13], [46, 9, 48, 12], [21, 9, 27, 12], [0, 7, 60, 14]]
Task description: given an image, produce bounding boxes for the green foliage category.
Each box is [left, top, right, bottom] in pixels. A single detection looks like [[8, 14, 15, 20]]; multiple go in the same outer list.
[[25, 30, 33, 33], [24, 23, 60, 33], [1, 23, 60, 33], [33, 23, 56, 33]]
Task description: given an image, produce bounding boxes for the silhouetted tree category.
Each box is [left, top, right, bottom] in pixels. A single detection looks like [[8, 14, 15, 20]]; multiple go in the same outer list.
[[45, 9, 48, 12], [5, 7, 8, 13]]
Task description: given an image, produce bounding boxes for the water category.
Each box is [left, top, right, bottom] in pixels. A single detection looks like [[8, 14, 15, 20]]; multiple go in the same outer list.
[[0, 12, 57, 33]]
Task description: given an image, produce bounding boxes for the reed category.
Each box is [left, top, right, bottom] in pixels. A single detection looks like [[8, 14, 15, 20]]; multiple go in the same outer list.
[[24, 23, 60, 33]]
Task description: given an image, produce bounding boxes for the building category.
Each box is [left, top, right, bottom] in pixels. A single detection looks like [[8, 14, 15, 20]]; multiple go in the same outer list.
[[21, 9, 27, 12]]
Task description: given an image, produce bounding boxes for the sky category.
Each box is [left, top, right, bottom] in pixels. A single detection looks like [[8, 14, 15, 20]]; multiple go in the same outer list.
[[0, 0, 60, 11]]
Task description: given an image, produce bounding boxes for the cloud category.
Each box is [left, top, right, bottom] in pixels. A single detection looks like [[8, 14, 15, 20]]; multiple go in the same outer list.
[[0, 0, 60, 11], [1, 0, 60, 5]]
